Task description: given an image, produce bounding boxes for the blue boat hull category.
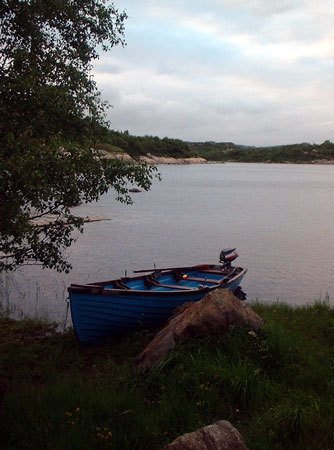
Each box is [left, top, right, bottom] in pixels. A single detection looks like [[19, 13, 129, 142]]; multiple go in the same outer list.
[[69, 263, 247, 344], [70, 288, 210, 344]]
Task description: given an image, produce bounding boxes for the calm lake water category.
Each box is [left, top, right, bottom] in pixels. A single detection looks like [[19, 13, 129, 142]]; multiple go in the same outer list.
[[1, 163, 334, 323]]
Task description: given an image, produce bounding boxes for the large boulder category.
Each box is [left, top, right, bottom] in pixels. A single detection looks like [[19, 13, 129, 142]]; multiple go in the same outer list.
[[135, 289, 262, 371], [163, 420, 248, 450]]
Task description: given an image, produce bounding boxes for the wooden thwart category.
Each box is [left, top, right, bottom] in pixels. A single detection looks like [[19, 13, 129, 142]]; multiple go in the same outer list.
[[145, 276, 194, 291], [179, 276, 221, 285]]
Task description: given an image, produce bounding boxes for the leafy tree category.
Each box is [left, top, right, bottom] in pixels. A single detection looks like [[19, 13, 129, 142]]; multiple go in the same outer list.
[[0, 0, 157, 272]]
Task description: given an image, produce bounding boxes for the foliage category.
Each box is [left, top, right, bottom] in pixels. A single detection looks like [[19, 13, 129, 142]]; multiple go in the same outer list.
[[1, 301, 334, 449], [190, 140, 334, 163], [0, 0, 157, 272], [97, 128, 192, 158]]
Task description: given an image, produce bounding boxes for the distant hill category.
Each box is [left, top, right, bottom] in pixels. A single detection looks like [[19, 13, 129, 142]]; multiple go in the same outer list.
[[187, 140, 334, 163], [96, 128, 334, 164], [96, 129, 191, 159]]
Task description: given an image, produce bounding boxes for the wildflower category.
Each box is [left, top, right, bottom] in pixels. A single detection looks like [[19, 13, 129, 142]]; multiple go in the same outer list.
[[248, 330, 257, 338]]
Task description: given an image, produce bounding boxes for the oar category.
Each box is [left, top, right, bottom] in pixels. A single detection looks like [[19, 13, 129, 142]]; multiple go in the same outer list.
[[133, 263, 213, 274], [133, 265, 191, 274]]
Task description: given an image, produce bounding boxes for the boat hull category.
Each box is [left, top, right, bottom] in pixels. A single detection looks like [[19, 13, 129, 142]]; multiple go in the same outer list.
[[70, 288, 210, 344], [69, 265, 246, 344]]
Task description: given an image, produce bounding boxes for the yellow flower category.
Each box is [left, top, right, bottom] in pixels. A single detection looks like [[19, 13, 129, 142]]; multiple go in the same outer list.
[[248, 330, 257, 337]]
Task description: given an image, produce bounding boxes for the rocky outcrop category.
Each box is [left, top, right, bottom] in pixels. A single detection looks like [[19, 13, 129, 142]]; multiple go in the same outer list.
[[135, 290, 263, 372], [163, 420, 248, 450], [99, 150, 207, 165], [139, 154, 207, 165], [99, 150, 135, 163]]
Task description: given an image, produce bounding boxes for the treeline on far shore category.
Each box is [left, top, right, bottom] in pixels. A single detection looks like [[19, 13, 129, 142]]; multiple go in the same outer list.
[[188, 140, 334, 163], [96, 129, 192, 158], [96, 128, 334, 163]]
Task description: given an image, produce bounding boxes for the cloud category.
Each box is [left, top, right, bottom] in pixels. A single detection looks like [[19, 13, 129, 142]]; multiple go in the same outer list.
[[95, 0, 334, 145]]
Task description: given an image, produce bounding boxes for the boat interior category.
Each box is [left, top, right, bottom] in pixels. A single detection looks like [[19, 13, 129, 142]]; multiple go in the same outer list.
[[99, 265, 240, 292]]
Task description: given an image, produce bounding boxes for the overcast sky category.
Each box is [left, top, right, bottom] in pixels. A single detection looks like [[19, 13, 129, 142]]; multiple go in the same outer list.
[[94, 0, 334, 146]]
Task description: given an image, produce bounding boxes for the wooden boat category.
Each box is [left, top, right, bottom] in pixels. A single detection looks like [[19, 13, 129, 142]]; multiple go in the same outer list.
[[68, 249, 247, 344]]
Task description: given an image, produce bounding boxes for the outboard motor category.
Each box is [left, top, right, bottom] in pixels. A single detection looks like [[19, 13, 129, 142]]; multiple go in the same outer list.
[[219, 248, 238, 267]]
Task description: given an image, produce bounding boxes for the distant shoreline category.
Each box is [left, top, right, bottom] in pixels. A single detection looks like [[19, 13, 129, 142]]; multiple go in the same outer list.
[[101, 150, 334, 166], [209, 160, 334, 165]]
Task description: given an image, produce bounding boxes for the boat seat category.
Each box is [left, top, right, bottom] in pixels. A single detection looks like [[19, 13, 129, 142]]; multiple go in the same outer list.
[[174, 269, 226, 285], [197, 267, 238, 277], [182, 276, 221, 285], [145, 275, 194, 291], [200, 269, 229, 275], [158, 283, 195, 290]]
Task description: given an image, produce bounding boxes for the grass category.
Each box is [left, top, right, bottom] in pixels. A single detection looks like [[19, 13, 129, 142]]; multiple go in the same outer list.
[[1, 301, 334, 449]]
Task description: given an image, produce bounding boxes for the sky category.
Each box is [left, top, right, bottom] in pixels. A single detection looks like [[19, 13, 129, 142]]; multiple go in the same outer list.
[[93, 0, 334, 146]]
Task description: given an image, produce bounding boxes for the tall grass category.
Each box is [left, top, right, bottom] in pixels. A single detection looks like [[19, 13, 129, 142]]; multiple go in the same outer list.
[[1, 301, 334, 449]]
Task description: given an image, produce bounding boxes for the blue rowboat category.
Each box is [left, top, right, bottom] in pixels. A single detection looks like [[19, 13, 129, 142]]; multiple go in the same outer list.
[[68, 249, 247, 344]]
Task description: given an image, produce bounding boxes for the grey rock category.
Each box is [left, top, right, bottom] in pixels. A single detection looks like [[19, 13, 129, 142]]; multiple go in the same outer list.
[[135, 289, 263, 371], [163, 420, 248, 450]]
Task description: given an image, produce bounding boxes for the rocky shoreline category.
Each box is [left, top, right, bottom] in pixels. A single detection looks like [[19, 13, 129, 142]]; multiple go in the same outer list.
[[100, 150, 334, 165], [139, 153, 207, 165], [100, 150, 207, 165]]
